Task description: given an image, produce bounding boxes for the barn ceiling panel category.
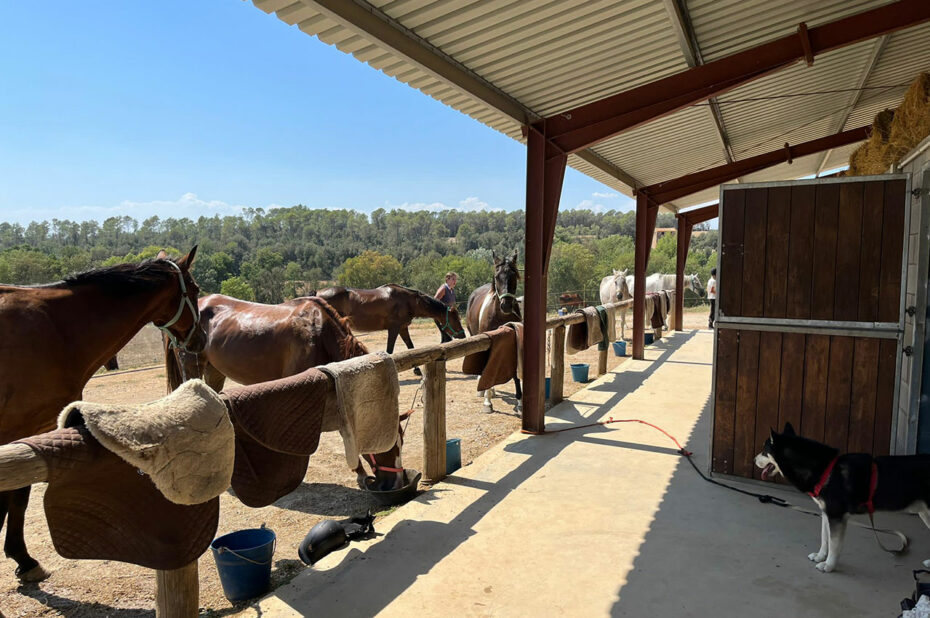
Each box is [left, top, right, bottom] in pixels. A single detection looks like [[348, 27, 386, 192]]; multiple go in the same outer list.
[[251, 0, 930, 208]]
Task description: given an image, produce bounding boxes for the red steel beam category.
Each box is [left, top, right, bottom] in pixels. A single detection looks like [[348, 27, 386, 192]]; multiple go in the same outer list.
[[675, 218, 694, 331], [632, 194, 659, 360], [679, 204, 719, 226], [644, 126, 869, 204], [543, 0, 928, 153], [522, 126, 567, 434]]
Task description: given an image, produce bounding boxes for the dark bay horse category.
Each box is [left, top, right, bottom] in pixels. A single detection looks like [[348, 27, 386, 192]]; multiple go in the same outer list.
[[0, 248, 203, 582], [166, 294, 407, 490], [317, 284, 466, 354], [466, 250, 523, 412]]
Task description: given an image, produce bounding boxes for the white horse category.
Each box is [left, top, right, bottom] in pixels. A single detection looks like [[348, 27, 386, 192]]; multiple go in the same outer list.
[[621, 273, 703, 336], [598, 269, 632, 338]]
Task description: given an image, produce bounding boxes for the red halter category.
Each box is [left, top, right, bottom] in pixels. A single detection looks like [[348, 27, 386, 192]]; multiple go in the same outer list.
[[366, 453, 403, 475]]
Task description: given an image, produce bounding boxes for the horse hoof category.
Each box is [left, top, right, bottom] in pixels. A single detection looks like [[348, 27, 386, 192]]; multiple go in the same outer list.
[[482, 405, 494, 414], [16, 564, 50, 583]]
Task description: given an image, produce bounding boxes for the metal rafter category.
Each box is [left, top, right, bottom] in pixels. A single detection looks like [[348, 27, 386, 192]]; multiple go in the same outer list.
[[816, 35, 889, 175], [543, 0, 930, 154], [662, 0, 737, 166], [302, 0, 646, 194]]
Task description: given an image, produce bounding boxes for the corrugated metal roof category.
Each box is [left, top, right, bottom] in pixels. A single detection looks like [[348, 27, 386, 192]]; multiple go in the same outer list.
[[251, 0, 930, 211]]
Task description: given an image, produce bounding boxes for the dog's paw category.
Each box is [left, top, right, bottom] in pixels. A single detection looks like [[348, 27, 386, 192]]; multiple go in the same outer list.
[[808, 552, 826, 562], [815, 561, 835, 573]]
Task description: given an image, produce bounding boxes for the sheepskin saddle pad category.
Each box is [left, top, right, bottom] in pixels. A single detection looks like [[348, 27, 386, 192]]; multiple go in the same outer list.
[[57, 379, 234, 506], [222, 367, 332, 508], [16, 426, 219, 570]]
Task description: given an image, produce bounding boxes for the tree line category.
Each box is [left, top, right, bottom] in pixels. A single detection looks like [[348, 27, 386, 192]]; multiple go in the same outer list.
[[0, 206, 716, 308]]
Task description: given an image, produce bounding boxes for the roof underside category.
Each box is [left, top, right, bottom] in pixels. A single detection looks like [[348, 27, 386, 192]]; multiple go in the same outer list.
[[252, 0, 930, 213]]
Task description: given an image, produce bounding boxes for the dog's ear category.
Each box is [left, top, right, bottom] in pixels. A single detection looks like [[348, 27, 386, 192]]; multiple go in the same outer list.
[[770, 427, 778, 442], [783, 422, 796, 436]]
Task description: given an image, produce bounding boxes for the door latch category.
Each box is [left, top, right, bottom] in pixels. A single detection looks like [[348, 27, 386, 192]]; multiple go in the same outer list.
[[904, 346, 914, 356], [907, 306, 917, 317]]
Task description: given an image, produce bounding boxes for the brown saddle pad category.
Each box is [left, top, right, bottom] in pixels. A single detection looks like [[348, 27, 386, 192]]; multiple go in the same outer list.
[[223, 367, 332, 508], [16, 427, 218, 570], [462, 324, 520, 391], [646, 293, 664, 329]]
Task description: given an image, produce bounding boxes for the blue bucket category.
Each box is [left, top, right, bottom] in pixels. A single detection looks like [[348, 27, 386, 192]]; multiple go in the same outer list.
[[570, 363, 589, 383], [211, 526, 276, 602], [545, 377, 551, 399], [446, 438, 462, 475], [644, 332, 655, 345], [612, 341, 626, 357]]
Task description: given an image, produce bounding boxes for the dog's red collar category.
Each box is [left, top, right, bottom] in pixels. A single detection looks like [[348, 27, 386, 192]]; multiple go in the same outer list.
[[808, 456, 838, 498], [808, 457, 879, 515]]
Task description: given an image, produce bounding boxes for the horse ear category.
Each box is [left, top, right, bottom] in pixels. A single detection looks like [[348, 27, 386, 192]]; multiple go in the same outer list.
[[492, 251, 500, 265], [176, 245, 198, 270], [156, 250, 168, 260], [511, 249, 519, 263], [613, 269, 620, 275]]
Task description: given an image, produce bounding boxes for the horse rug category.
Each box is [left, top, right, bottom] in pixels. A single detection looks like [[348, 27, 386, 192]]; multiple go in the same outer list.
[[567, 306, 609, 354], [462, 323, 523, 391]]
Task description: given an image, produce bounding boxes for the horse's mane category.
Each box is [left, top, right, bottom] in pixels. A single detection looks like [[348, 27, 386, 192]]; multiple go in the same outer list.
[[309, 296, 369, 358], [418, 292, 455, 314], [42, 259, 182, 293]]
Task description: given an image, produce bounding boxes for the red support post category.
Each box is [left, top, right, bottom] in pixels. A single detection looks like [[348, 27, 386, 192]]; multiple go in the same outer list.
[[675, 217, 694, 331], [633, 193, 658, 360], [522, 125, 566, 434]]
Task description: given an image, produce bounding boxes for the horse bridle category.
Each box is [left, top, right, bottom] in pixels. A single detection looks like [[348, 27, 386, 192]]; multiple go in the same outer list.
[[157, 260, 200, 351], [439, 305, 465, 338], [494, 277, 519, 316]]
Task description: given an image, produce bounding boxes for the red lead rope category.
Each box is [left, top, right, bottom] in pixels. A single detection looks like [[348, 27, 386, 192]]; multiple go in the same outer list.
[[545, 416, 693, 456]]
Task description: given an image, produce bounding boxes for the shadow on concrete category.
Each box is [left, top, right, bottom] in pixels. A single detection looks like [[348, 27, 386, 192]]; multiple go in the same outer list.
[[607, 396, 930, 617], [264, 331, 701, 615]]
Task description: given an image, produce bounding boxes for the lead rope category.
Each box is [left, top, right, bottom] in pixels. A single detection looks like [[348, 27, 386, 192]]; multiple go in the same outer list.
[[548, 416, 908, 554]]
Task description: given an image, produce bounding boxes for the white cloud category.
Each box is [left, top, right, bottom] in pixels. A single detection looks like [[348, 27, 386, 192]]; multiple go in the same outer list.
[[569, 199, 605, 213], [382, 196, 502, 213], [592, 191, 619, 199], [1, 193, 274, 225]]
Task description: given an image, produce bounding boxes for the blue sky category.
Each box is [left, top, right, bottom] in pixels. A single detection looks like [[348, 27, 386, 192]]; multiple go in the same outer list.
[[0, 1, 635, 226]]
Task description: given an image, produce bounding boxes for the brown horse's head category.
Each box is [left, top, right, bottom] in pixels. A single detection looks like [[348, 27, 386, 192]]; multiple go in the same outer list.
[[361, 409, 412, 491], [492, 249, 521, 316], [154, 246, 206, 354], [436, 305, 466, 340]]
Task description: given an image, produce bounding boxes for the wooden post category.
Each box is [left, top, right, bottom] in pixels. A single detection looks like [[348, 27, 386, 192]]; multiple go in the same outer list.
[[550, 324, 565, 404], [598, 347, 608, 376], [155, 561, 199, 617], [422, 359, 447, 483]]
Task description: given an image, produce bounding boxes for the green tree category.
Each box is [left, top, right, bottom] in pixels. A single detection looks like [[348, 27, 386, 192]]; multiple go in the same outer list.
[[336, 250, 403, 288], [220, 276, 256, 301], [241, 248, 286, 303], [0, 249, 62, 284], [548, 242, 598, 303]]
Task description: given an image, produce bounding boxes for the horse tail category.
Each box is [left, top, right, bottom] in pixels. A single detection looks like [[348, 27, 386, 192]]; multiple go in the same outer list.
[[311, 297, 369, 359]]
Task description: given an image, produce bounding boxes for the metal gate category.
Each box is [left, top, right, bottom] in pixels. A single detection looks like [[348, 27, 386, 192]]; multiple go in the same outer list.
[[711, 175, 910, 479]]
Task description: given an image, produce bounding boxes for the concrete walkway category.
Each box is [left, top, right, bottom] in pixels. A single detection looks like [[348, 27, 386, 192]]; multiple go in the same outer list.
[[240, 329, 929, 617]]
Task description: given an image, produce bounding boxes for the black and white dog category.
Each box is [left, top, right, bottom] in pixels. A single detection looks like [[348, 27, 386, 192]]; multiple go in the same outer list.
[[754, 423, 930, 573]]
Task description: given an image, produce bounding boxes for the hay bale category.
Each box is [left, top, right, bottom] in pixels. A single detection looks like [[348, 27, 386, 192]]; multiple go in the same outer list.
[[848, 73, 930, 176], [889, 72, 930, 153]]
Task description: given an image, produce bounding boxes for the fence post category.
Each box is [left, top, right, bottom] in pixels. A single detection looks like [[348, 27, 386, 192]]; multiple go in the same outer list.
[[550, 324, 565, 404], [598, 347, 608, 376], [155, 561, 199, 617], [422, 359, 447, 483]]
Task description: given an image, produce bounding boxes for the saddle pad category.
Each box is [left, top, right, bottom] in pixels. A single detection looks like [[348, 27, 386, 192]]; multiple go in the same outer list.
[[57, 379, 233, 506], [462, 324, 521, 391], [567, 306, 603, 355], [646, 293, 665, 329], [16, 427, 218, 570], [318, 352, 400, 468], [223, 367, 332, 507]]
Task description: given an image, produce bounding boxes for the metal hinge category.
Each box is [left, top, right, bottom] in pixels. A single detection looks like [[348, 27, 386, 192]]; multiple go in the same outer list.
[[907, 306, 917, 317], [904, 346, 914, 356]]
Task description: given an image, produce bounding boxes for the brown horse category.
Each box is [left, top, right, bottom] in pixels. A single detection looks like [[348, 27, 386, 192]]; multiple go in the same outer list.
[[466, 250, 523, 412], [317, 283, 466, 354], [0, 248, 202, 582], [166, 294, 407, 489]]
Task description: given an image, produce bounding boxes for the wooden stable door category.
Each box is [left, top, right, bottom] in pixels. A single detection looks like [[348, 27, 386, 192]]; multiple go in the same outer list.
[[711, 176, 909, 478]]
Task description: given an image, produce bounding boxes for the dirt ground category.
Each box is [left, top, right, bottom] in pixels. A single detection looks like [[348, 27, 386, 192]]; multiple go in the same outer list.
[[1, 307, 711, 617]]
